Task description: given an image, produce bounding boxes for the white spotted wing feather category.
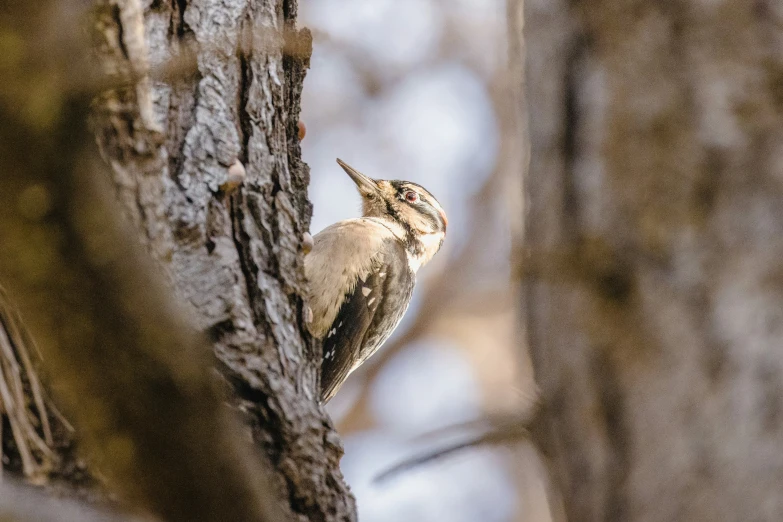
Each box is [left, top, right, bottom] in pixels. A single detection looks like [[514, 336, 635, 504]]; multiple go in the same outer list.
[[305, 218, 414, 403]]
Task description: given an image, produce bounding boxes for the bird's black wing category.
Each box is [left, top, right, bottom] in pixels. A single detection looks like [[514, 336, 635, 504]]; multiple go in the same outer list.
[[320, 269, 382, 403], [320, 240, 413, 403]]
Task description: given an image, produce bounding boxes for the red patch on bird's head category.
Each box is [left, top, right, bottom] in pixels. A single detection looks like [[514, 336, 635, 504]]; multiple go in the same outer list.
[[439, 209, 448, 232]]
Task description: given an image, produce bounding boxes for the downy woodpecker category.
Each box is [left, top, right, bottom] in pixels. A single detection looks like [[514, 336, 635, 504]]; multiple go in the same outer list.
[[306, 159, 447, 403]]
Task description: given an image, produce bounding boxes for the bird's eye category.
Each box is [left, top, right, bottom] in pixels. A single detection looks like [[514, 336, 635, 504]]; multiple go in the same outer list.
[[404, 191, 419, 203]]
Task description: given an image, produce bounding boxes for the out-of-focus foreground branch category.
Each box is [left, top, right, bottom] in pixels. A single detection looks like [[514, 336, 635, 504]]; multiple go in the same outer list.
[[0, 1, 279, 520]]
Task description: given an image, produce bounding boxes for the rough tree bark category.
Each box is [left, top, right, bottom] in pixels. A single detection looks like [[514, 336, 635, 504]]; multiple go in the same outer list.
[[1, 0, 356, 520], [91, 1, 357, 518], [521, 1, 783, 521]]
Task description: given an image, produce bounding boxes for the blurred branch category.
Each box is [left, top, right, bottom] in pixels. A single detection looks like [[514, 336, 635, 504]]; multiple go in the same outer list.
[[374, 413, 531, 483], [63, 25, 313, 97]]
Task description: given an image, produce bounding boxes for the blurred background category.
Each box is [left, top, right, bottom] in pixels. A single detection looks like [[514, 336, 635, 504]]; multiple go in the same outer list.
[[299, 1, 539, 520]]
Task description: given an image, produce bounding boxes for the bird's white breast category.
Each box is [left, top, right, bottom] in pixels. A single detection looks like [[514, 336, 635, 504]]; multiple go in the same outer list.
[[305, 218, 404, 339]]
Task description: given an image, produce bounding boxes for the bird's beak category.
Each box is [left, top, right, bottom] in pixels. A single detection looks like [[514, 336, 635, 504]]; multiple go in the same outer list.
[[336, 158, 379, 197]]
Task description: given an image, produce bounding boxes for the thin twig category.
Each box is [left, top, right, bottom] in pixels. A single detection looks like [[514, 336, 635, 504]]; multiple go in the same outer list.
[[0, 354, 36, 477], [0, 288, 60, 482], [5, 316, 53, 445], [374, 416, 530, 483]]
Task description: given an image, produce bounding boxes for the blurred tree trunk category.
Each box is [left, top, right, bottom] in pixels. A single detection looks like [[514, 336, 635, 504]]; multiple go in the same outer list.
[[1, 0, 356, 520], [521, 1, 783, 521]]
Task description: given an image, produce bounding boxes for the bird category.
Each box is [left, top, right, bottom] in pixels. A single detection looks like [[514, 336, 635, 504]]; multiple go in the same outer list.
[[305, 158, 447, 403]]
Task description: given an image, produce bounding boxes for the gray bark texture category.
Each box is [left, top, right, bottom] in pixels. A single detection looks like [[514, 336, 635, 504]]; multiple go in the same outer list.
[[94, 0, 358, 517], [0, 0, 356, 520], [522, 1, 783, 521]]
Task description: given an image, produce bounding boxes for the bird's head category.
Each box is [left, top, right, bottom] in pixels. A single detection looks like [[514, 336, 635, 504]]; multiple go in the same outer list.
[[337, 158, 447, 270]]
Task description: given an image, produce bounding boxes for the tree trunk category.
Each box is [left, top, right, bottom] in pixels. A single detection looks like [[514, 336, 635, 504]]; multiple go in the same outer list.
[[1, 0, 355, 520], [522, 1, 783, 521]]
